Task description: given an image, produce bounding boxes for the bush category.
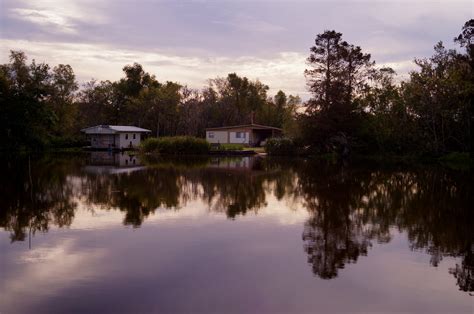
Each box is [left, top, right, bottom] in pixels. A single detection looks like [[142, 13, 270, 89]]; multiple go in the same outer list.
[[264, 137, 297, 156], [140, 136, 210, 155]]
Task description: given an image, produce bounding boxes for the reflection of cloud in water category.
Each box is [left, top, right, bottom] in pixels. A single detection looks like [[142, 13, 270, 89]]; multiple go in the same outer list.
[[247, 195, 308, 225], [1, 238, 105, 312], [69, 194, 308, 231]]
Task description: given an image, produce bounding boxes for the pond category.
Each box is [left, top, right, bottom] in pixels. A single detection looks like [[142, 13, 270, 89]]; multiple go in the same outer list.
[[0, 152, 472, 313]]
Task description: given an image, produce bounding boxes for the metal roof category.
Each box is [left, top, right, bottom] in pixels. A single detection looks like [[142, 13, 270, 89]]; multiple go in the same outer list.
[[81, 125, 152, 134], [205, 124, 282, 131]]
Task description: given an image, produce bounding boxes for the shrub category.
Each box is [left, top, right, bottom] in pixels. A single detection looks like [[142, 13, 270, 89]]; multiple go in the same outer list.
[[140, 136, 210, 155], [264, 137, 297, 156]]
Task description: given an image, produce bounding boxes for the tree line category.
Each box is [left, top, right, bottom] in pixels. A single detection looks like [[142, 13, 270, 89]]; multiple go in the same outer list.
[[1, 19, 472, 156], [0, 52, 299, 149], [300, 19, 473, 156]]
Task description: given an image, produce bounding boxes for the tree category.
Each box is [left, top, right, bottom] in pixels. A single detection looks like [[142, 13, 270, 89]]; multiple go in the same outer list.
[[455, 19, 474, 62], [49, 64, 78, 135], [402, 41, 471, 154], [0, 51, 55, 148], [302, 31, 373, 152], [305, 30, 346, 112], [454, 19, 473, 153], [77, 80, 115, 127], [356, 67, 416, 152], [206, 73, 269, 127], [274, 90, 287, 127]]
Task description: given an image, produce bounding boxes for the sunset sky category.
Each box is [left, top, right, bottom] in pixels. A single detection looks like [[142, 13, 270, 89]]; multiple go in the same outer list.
[[0, 0, 471, 98]]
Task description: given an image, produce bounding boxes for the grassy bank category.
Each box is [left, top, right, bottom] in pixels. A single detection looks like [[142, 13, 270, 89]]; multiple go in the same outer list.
[[140, 136, 210, 155], [264, 138, 472, 169], [210, 143, 244, 151]]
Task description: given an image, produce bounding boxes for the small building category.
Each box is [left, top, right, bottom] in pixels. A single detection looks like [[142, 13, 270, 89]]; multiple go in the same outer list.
[[205, 124, 282, 147], [81, 125, 151, 149]]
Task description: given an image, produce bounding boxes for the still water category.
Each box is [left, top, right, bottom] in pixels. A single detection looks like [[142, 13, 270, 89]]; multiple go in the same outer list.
[[0, 153, 472, 313]]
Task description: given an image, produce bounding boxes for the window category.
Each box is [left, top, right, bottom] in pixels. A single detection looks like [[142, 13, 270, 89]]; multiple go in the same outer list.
[[236, 132, 246, 139], [125, 134, 129, 140], [208, 132, 214, 138], [133, 134, 136, 139]]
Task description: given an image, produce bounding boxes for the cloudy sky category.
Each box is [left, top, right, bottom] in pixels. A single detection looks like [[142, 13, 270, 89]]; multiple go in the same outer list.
[[0, 0, 471, 98]]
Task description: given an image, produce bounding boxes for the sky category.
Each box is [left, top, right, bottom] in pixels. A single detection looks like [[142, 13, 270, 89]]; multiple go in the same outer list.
[[0, 0, 472, 99]]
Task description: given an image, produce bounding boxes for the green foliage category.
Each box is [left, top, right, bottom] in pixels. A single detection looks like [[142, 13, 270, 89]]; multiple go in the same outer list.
[[1, 52, 54, 149], [400, 41, 472, 154], [140, 136, 210, 155], [300, 21, 472, 157], [301, 30, 373, 152], [265, 137, 297, 156]]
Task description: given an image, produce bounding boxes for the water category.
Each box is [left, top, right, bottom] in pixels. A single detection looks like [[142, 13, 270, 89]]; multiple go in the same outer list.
[[0, 153, 472, 313]]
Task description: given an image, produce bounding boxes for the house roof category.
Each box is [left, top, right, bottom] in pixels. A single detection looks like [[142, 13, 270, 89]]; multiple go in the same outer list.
[[81, 125, 152, 134], [205, 124, 282, 131]]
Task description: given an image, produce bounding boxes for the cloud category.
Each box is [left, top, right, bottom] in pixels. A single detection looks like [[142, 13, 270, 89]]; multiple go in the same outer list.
[[7, 0, 107, 34], [1, 0, 470, 98], [0, 39, 309, 97], [213, 13, 285, 33], [9, 8, 77, 34]]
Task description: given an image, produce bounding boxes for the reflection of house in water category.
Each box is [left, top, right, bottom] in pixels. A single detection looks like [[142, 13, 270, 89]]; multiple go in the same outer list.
[[208, 157, 265, 173], [83, 152, 145, 175]]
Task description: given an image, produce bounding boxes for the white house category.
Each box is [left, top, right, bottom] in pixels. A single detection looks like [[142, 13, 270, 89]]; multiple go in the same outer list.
[[81, 125, 151, 149], [205, 124, 282, 147]]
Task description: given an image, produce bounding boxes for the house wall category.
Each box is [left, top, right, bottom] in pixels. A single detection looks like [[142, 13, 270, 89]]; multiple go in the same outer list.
[[229, 131, 249, 144], [207, 128, 253, 145], [206, 131, 228, 144], [90, 134, 115, 148], [206, 127, 280, 146], [117, 132, 141, 148]]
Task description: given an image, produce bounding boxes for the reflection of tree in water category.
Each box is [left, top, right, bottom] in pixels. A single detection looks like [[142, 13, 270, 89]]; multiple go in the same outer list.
[[0, 154, 472, 294], [198, 158, 298, 219], [0, 154, 80, 241], [396, 169, 473, 293], [299, 163, 378, 279], [295, 161, 473, 293], [81, 167, 186, 227], [78, 158, 290, 225], [450, 249, 474, 294], [200, 170, 267, 219]]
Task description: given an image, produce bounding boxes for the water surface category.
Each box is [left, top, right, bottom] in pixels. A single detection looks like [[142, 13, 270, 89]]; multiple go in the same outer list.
[[0, 153, 472, 313]]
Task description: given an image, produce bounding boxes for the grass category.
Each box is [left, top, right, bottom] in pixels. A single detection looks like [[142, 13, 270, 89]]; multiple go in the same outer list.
[[245, 147, 265, 153], [211, 143, 245, 151]]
